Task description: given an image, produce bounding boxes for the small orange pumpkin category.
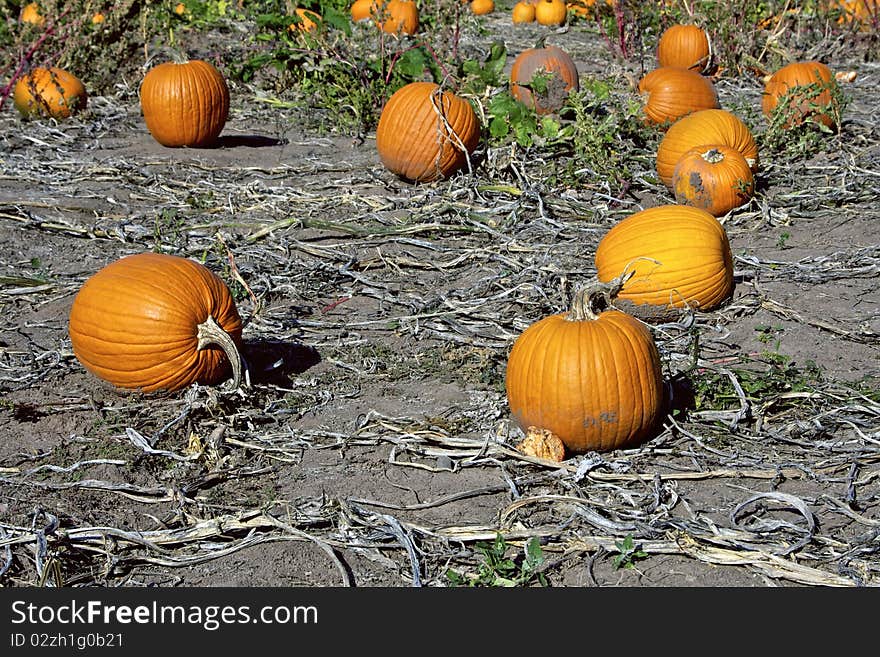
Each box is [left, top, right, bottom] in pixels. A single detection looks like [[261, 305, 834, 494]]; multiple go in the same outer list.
[[656, 24, 712, 72], [470, 0, 495, 15], [289, 7, 321, 32], [13, 67, 88, 120], [19, 2, 44, 25], [140, 59, 230, 148], [672, 145, 755, 217], [638, 66, 720, 127], [350, 0, 377, 21], [512, 1, 536, 22], [656, 109, 759, 189], [377, 0, 418, 35], [594, 205, 735, 318], [534, 0, 568, 25], [505, 278, 665, 454], [376, 81, 481, 183], [68, 252, 244, 393], [510, 44, 580, 115], [762, 61, 839, 129]]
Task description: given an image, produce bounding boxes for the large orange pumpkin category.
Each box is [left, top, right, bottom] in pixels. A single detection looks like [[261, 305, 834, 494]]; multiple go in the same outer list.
[[594, 205, 735, 318], [638, 66, 720, 127], [140, 59, 230, 148], [505, 279, 665, 454], [510, 44, 580, 115], [68, 252, 244, 393], [376, 81, 480, 183], [672, 145, 755, 217], [656, 24, 712, 72], [13, 67, 88, 119], [656, 109, 758, 188], [762, 61, 839, 129]]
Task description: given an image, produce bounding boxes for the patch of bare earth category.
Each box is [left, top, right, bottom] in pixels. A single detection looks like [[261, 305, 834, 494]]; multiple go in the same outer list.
[[1, 13, 878, 588]]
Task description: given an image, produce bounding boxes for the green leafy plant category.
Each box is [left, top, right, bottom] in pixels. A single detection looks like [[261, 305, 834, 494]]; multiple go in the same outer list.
[[612, 534, 648, 570], [446, 534, 548, 587]]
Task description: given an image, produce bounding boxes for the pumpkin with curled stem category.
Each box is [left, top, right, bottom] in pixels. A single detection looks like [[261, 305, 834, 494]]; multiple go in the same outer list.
[[656, 24, 712, 73], [505, 275, 665, 454], [656, 108, 758, 189], [376, 81, 480, 183], [13, 67, 88, 120], [68, 252, 244, 393], [638, 66, 720, 127], [140, 59, 229, 148], [594, 204, 735, 319], [672, 145, 755, 217], [510, 43, 579, 115]]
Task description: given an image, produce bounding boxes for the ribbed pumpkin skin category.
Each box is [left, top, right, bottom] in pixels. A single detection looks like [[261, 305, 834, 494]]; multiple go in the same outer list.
[[505, 308, 664, 454], [657, 24, 711, 72], [68, 253, 243, 393], [638, 67, 719, 127], [672, 145, 755, 216], [376, 81, 480, 183], [656, 109, 758, 188], [762, 61, 837, 129], [140, 60, 230, 148], [13, 67, 88, 119], [595, 205, 734, 313], [510, 45, 580, 115]]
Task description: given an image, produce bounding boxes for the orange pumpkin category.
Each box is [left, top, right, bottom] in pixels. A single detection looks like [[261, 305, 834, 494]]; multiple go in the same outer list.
[[638, 66, 720, 127], [672, 145, 755, 216], [140, 59, 230, 148], [510, 44, 580, 115], [594, 205, 735, 317], [762, 61, 839, 129], [535, 0, 568, 25], [19, 2, 44, 25], [289, 7, 321, 32], [377, 0, 418, 35], [13, 67, 88, 120], [350, 0, 376, 21], [656, 109, 759, 188], [376, 81, 480, 183], [470, 0, 495, 15], [656, 24, 712, 72], [512, 1, 536, 22], [505, 279, 665, 454], [68, 252, 244, 393]]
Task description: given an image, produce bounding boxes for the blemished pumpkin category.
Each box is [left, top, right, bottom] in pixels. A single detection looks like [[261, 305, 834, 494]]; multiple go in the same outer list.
[[140, 59, 230, 148], [68, 252, 244, 393], [470, 0, 495, 15], [377, 0, 418, 35], [638, 66, 720, 127], [13, 67, 88, 120], [512, 1, 536, 22], [376, 81, 480, 183], [534, 0, 567, 25], [505, 276, 665, 454], [672, 145, 755, 217], [761, 61, 839, 129], [656, 24, 712, 72], [594, 205, 735, 318], [656, 108, 759, 188], [510, 44, 580, 115]]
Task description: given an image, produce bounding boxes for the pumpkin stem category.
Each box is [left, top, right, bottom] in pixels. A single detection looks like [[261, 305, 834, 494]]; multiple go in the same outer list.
[[196, 315, 244, 390], [566, 271, 635, 322], [701, 147, 724, 164]]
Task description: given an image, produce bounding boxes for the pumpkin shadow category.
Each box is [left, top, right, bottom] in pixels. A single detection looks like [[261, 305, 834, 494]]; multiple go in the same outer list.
[[215, 134, 287, 148], [242, 339, 321, 386]]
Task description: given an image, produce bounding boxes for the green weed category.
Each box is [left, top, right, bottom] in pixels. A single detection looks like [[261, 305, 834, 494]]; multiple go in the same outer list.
[[446, 534, 548, 587]]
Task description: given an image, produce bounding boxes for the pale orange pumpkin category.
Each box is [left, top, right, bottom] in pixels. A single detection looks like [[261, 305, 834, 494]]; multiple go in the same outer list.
[[534, 0, 567, 25], [656, 24, 712, 72], [13, 67, 88, 120], [656, 109, 759, 189], [68, 252, 244, 393], [594, 205, 735, 318], [510, 44, 580, 115], [638, 66, 720, 127], [140, 59, 230, 148], [762, 61, 839, 129], [376, 81, 480, 183], [672, 145, 755, 216], [505, 278, 665, 454]]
